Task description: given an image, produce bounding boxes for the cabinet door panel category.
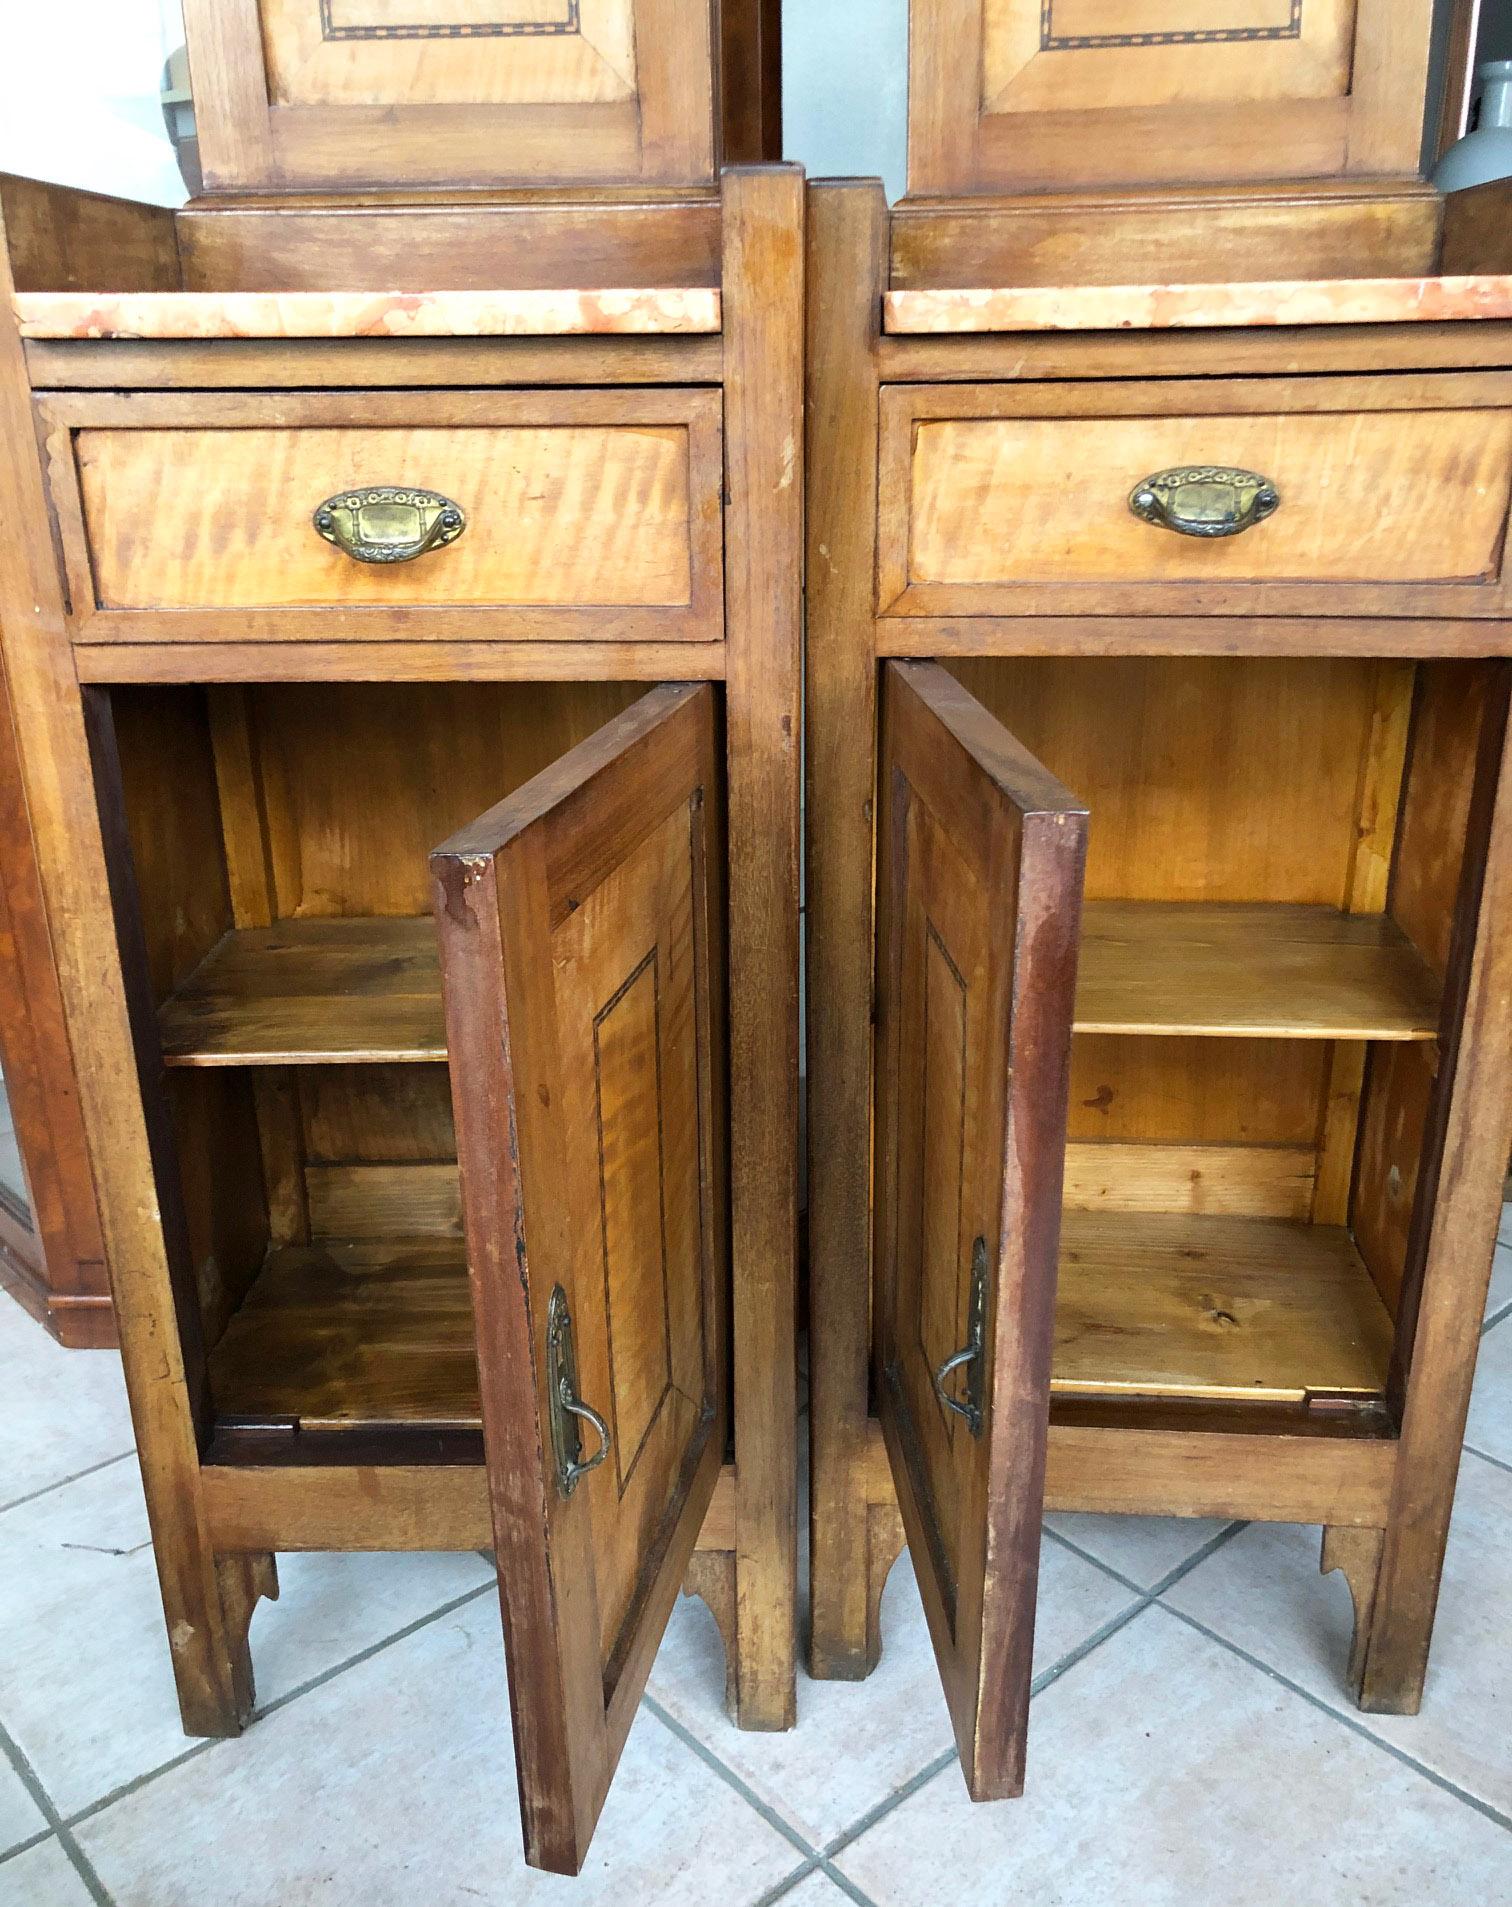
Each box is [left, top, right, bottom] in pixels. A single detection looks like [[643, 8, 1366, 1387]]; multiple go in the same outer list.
[[874, 660, 1086, 1798], [431, 681, 726, 1874]]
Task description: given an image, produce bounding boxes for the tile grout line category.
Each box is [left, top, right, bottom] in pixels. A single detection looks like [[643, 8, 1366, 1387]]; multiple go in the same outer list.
[[1481, 1298, 1512, 1336], [749, 1855, 823, 1907], [0, 1450, 135, 1520], [0, 1825, 53, 1868], [1162, 1602, 1512, 1835], [0, 1718, 115, 1906], [1462, 1441, 1512, 1479], [641, 1694, 819, 1865], [63, 1578, 500, 1833], [821, 1546, 1177, 1870]]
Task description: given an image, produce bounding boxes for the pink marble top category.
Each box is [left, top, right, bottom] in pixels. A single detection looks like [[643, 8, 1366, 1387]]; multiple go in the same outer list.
[[883, 275, 1512, 334], [13, 286, 722, 341]]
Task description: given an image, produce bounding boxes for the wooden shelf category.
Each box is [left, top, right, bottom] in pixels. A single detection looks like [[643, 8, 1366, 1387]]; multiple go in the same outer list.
[[160, 918, 445, 1067], [208, 1239, 479, 1433], [1053, 1211, 1395, 1405], [1074, 901, 1441, 1042]]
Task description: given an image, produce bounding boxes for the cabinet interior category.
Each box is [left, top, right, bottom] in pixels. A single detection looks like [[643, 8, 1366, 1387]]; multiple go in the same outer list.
[[945, 654, 1502, 1419], [102, 678, 652, 1458]]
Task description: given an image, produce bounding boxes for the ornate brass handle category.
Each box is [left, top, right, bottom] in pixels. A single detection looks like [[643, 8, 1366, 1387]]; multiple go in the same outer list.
[[546, 1286, 612, 1497], [1129, 466, 1280, 539], [932, 1237, 988, 1439], [313, 486, 466, 565]]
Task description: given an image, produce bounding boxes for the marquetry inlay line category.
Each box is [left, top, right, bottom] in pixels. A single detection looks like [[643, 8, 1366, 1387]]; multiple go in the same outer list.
[[1039, 0, 1302, 49], [593, 946, 675, 1500], [918, 918, 969, 1453], [320, 0, 579, 39]]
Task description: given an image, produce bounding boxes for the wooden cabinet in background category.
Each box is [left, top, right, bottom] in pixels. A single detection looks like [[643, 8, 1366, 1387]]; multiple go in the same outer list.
[[805, 176, 1512, 1793], [0, 663, 111, 1348]]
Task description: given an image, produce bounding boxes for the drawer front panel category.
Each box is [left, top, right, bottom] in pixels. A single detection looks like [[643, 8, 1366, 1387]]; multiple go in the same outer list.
[[878, 377, 1512, 619], [49, 390, 724, 643]]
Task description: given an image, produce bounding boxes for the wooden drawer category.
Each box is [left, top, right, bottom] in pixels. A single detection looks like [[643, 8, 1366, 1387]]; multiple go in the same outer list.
[[44, 389, 723, 644], [878, 375, 1512, 621]]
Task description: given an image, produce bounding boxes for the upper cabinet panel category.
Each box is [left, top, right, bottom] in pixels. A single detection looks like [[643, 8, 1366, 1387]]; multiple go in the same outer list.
[[182, 0, 718, 189], [907, 0, 1435, 194]]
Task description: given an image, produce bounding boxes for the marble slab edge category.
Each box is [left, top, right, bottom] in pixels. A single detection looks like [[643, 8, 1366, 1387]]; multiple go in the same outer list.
[[883, 275, 1512, 334], [13, 287, 723, 341]]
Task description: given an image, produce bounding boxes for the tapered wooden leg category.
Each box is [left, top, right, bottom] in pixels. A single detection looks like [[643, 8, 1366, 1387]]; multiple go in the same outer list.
[[865, 1503, 908, 1674], [804, 180, 889, 1683], [682, 1550, 739, 1718], [1320, 1525, 1384, 1700], [212, 1552, 280, 1726]]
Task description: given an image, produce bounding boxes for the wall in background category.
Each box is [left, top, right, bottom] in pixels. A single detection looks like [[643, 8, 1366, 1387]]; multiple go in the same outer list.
[[781, 0, 909, 202]]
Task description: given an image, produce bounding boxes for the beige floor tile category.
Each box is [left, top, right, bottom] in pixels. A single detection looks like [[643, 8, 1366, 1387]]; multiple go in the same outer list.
[[648, 1537, 1138, 1849], [1466, 1312, 1512, 1465], [834, 1603, 1512, 1907], [0, 1456, 495, 1818], [0, 1837, 99, 1907], [0, 1301, 133, 1508], [0, 1748, 46, 1858], [1043, 1512, 1233, 1589], [76, 1595, 802, 1907], [1165, 1451, 1512, 1815]]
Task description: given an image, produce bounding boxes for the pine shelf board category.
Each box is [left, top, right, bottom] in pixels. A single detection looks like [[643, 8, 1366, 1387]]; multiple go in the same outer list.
[[1052, 1210, 1395, 1405], [159, 917, 445, 1066], [1074, 901, 1441, 1041], [208, 1238, 479, 1433]]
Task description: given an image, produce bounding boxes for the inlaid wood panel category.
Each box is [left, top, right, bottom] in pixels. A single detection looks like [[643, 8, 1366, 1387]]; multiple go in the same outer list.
[[908, 0, 1433, 191], [874, 661, 1086, 1801], [182, 0, 715, 187], [432, 682, 726, 1874], [261, 0, 637, 109], [881, 381, 1512, 617]]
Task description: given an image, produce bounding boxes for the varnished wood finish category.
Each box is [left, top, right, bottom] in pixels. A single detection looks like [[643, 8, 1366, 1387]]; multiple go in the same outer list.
[[52, 389, 724, 645], [160, 918, 445, 1066], [1, 160, 802, 1859], [1073, 902, 1439, 1041], [803, 165, 1512, 1787], [1053, 1212, 1394, 1404], [907, 0, 1435, 196], [804, 179, 889, 1682], [720, 165, 802, 1732], [432, 682, 727, 1874], [873, 660, 1086, 1800], [182, 0, 720, 191], [879, 377, 1512, 621], [209, 1237, 476, 1430], [0, 192, 264, 1739], [0, 660, 111, 1343], [888, 184, 1442, 289]]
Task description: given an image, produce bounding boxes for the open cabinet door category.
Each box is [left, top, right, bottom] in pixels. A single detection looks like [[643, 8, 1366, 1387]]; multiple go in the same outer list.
[[875, 661, 1087, 1800], [431, 682, 727, 1875]]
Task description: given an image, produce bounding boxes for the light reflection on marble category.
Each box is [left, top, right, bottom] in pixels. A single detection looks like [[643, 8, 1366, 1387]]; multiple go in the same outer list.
[[14, 286, 722, 341], [884, 275, 1512, 334]]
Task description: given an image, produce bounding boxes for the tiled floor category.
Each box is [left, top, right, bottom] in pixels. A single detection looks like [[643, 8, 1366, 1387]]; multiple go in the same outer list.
[[5, 1222, 1512, 1907]]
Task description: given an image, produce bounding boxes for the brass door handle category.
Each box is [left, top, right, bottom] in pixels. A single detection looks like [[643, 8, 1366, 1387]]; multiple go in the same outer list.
[[547, 1286, 612, 1496], [1129, 466, 1280, 539], [932, 1236, 988, 1439], [313, 486, 466, 564]]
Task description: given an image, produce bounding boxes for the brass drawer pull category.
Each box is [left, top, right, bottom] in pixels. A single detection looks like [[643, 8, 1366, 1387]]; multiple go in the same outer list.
[[313, 486, 466, 564], [933, 1236, 988, 1439], [547, 1286, 611, 1497], [1129, 466, 1280, 539]]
